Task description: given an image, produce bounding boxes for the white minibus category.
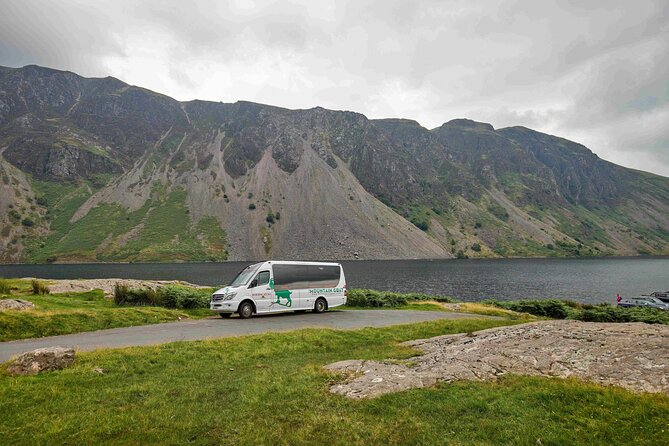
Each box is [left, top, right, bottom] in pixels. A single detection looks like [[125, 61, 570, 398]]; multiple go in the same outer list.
[[210, 261, 347, 318]]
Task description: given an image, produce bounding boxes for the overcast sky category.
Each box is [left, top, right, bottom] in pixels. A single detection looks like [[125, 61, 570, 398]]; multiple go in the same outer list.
[[1, 0, 668, 176]]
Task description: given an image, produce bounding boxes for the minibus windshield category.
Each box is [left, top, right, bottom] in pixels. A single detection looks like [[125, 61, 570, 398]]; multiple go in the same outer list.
[[229, 264, 260, 287]]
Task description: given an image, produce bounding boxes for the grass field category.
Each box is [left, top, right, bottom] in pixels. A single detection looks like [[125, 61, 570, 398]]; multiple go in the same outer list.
[[1, 318, 667, 445]]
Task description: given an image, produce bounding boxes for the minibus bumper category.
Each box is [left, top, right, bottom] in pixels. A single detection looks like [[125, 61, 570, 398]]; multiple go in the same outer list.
[[210, 301, 236, 313]]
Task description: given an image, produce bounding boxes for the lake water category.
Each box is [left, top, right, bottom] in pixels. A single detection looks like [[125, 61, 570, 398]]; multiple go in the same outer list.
[[1, 257, 667, 303]]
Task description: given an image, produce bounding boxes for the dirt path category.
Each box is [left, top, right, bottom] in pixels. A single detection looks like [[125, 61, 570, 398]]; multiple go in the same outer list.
[[325, 320, 669, 398]]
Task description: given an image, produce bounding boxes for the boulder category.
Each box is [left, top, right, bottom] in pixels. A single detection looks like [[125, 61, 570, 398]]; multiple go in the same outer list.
[[0, 299, 35, 311], [6, 347, 75, 376]]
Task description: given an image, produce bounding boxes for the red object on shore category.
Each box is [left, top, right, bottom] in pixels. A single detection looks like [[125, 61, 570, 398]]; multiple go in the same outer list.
[[617, 292, 621, 302]]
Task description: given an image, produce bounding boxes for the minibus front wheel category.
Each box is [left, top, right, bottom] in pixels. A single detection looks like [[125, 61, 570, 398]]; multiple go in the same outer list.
[[238, 301, 255, 319], [314, 298, 327, 314]]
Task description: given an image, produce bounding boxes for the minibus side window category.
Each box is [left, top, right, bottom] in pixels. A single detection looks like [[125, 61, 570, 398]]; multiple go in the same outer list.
[[251, 271, 270, 288], [257, 271, 270, 286], [273, 265, 309, 291], [307, 265, 340, 288]]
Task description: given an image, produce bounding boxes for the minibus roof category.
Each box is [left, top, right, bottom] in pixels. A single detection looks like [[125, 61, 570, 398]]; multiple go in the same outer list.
[[263, 260, 341, 266]]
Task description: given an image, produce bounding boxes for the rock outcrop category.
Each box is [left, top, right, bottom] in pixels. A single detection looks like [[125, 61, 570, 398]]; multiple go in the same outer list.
[[325, 320, 669, 398], [0, 299, 35, 311], [6, 347, 75, 376]]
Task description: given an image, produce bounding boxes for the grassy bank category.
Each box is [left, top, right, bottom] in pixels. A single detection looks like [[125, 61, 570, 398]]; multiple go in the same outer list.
[[1, 318, 666, 445], [346, 289, 669, 325], [0, 280, 212, 341]]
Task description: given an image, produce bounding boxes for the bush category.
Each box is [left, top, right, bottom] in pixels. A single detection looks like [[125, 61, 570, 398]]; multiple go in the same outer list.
[[346, 289, 453, 308], [266, 212, 275, 224], [114, 283, 210, 309], [158, 285, 210, 309], [8, 210, 21, 224], [0, 279, 10, 295], [412, 219, 429, 231], [248, 203, 256, 210], [275, 212, 280, 220], [579, 305, 669, 324], [21, 218, 34, 227], [31, 279, 50, 295], [471, 243, 481, 252], [113, 283, 158, 306], [489, 299, 570, 319], [485, 299, 669, 325]]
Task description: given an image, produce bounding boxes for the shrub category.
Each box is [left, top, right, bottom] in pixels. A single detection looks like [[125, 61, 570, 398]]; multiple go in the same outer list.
[[485, 299, 669, 325], [35, 196, 48, 206], [21, 218, 34, 227], [579, 305, 669, 325], [114, 284, 210, 309], [113, 283, 158, 306], [248, 203, 256, 210], [0, 279, 10, 295], [31, 279, 50, 295], [158, 285, 210, 309], [489, 299, 570, 319], [275, 212, 280, 220], [8, 210, 21, 224], [346, 289, 453, 308], [266, 212, 275, 224], [471, 243, 481, 252]]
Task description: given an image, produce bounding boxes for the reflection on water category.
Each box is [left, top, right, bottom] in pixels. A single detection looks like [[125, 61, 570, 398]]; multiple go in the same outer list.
[[0, 257, 667, 303]]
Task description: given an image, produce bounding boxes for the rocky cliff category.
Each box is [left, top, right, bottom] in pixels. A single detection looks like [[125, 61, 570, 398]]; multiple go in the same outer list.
[[0, 65, 667, 263]]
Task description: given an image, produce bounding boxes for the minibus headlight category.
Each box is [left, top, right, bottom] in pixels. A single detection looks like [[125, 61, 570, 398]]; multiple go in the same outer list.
[[224, 292, 237, 301]]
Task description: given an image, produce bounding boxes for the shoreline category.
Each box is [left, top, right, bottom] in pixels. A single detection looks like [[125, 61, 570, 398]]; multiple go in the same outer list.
[[0, 253, 668, 266]]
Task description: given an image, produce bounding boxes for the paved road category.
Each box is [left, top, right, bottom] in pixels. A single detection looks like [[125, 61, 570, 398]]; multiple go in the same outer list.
[[0, 310, 488, 362]]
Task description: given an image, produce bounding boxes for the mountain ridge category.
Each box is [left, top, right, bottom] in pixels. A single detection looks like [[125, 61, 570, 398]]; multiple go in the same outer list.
[[0, 64, 667, 263]]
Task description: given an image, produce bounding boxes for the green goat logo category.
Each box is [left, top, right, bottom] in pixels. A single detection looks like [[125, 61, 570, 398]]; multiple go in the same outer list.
[[269, 278, 292, 307]]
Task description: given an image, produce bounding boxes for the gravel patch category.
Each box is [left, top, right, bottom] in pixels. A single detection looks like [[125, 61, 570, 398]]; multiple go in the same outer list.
[[325, 320, 669, 398]]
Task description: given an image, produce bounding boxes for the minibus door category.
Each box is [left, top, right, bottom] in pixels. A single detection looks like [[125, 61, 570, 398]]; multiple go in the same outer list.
[[250, 270, 273, 312]]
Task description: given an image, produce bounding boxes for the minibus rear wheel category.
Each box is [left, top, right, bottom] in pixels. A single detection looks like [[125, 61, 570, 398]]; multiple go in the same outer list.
[[314, 298, 327, 313], [238, 301, 254, 319]]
